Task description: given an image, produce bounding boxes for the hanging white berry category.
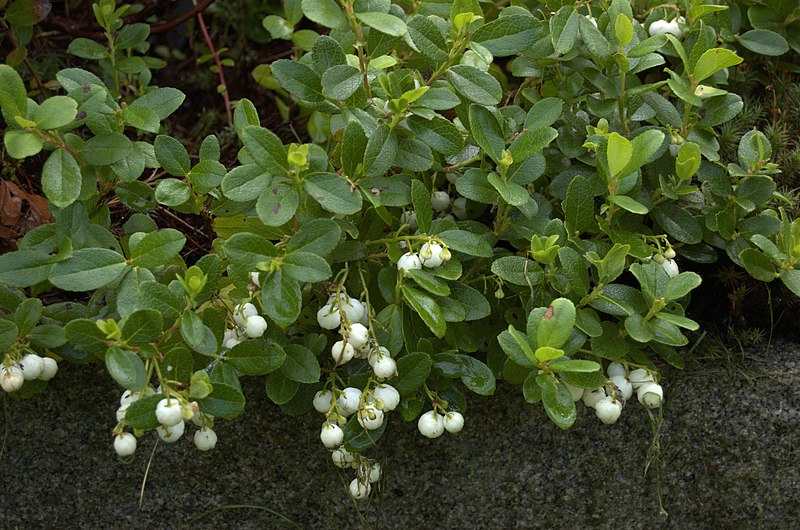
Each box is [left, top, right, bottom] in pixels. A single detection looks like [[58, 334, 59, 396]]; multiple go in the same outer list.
[[637, 382, 664, 409], [156, 398, 184, 427], [19, 354, 44, 380], [397, 252, 422, 277], [444, 411, 465, 433], [317, 304, 341, 330], [320, 422, 345, 448], [114, 432, 137, 457], [417, 410, 445, 438], [313, 390, 334, 414], [372, 384, 400, 411], [194, 428, 218, 451], [594, 396, 622, 425]]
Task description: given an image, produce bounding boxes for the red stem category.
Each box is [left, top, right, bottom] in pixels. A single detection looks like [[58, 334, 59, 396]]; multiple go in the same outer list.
[[193, 0, 233, 126]]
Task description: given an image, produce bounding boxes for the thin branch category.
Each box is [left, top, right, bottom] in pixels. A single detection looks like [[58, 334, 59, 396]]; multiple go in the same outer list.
[[193, 0, 233, 126]]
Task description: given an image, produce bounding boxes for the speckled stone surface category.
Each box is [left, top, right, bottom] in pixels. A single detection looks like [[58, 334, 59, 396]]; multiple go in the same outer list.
[[2, 339, 799, 529]]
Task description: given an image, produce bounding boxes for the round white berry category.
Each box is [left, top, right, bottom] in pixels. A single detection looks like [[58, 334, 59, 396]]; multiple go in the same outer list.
[[38, 357, 58, 381], [397, 252, 422, 277], [344, 323, 369, 350], [340, 299, 364, 323], [331, 446, 355, 468], [400, 210, 418, 230], [332, 340, 355, 365], [452, 197, 468, 219], [661, 258, 679, 278], [665, 18, 684, 39], [637, 382, 664, 409], [368, 346, 391, 367], [372, 384, 400, 412], [317, 305, 341, 330], [372, 356, 397, 380], [116, 403, 130, 422], [233, 302, 258, 327], [648, 19, 669, 36], [20, 354, 44, 381], [586, 15, 598, 27], [358, 404, 385, 430], [359, 461, 382, 483], [114, 433, 137, 457], [444, 411, 465, 433], [594, 396, 622, 425], [313, 390, 334, 413], [357, 301, 371, 326], [420, 242, 444, 268], [564, 383, 583, 402], [582, 388, 606, 408], [243, 315, 268, 338], [431, 191, 451, 212], [120, 390, 137, 407], [417, 410, 445, 438], [157, 420, 185, 443], [191, 410, 214, 427], [194, 427, 218, 451], [320, 422, 344, 448], [338, 387, 362, 417], [607, 362, 626, 378], [1, 366, 23, 393], [628, 368, 654, 389], [156, 398, 184, 427], [224, 336, 242, 349], [610, 375, 633, 401], [349, 478, 371, 499]]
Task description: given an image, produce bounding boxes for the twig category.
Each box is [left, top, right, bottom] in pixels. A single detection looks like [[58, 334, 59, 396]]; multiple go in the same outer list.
[[138, 438, 159, 508], [193, 0, 233, 126]]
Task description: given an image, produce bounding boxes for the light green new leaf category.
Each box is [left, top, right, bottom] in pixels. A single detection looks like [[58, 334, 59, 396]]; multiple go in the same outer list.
[[607, 133, 632, 177], [0, 64, 28, 118], [4, 130, 43, 159], [356, 12, 407, 37], [33, 96, 77, 129], [301, 0, 349, 30], [692, 48, 743, 83]]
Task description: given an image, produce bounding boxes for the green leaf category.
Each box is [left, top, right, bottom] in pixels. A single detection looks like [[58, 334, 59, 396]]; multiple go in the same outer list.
[[271, 59, 325, 104], [652, 203, 703, 244], [536, 297, 576, 349], [124, 395, 162, 429], [663, 272, 702, 300], [321, 65, 363, 100], [42, 149, 82, 208], [692, 48, 743, 83], [180, 310, 218, 356], [780, 269, 800, 297], [402, 284, 446, 338], [282, 251, 332, 283], [625, 313, 655, 342], [362, 124, 397, 178], [286, 219, 341, 257], [394, 137, 433, 172], [406, 15, 448, 66], [222, 164, 271, 202], [227, 340, 286, 375], [447, 65, 502, 105], [130, 87, 185, 120], [154, 135, 190, 177], [549, 359, 601, 373], [155, 179, 191, 207], [491, 256, 540, 287], [13, 298, 41, 337], [455, 354, 495, 395], [563, 175, 597, 235], [33, 96, 77, 129], [537, 374, 577, 429], [739, 248, 777, 282], [393, 352, 432, 396], [508, 127, 558, 163], [4, 131, 43, 159], [4, 0, 52, 26], [198, 383, 246, 419], [64, 319, 108, 357], [311, 35, 347, 74], [739, 29, 789, 56], [105, 347, 147, 391], [241, 126, 288, 176], [341, 122, 367, 177], [122, 309, 163, 346], [407, 115, 464, 156], [487, 172, 529, 206], [189, 159, 226, 194], [407, 269, 450, 296], [455, 169, 499, 204], [578, 14, 613, 57], [49, 249, 128, 291], [607, 132, 632, 177], [225, 233, 279, 270], [280, 344, 320, 383], [131, 229, 186, 268], [79, 133, 133, 166], [256, 185, 298, 226], [301, 0, 348, 30], [550, 6, 580, 54], [139, 281, 184, 325], [0, 64, 28, 118], [614, 13, 633, 46], [468, 104, 504, 163], [356, 11, 407, 37], [304, 172, 363, 214], [438, 229, 493, 258], [262, 15, 293, 39], [122, 105, 160, 133], [498, 328, 535, 367], [472, 14, 539, 56], [265, 371, 299, 405], [0, 320, 18, 351], [343, 413, 387, 452], [610, 195, 648, 214], [410, 180, 433, 234], [261, 270, 301, 326]]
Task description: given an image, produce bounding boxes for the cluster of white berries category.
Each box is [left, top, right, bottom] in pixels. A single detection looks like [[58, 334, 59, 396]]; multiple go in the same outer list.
[[114, 390, 218, 457], [223, 301, 268, 349], [397, 240, 452, 277], [652, 247, 679, 278], [1, 353, 58, 393], [314, 383, 400, 498], [578, 362, 664, 425], [400, 188, 471, 231], [417, 410, 464, 438], [317, 292, 370, 331], [648, 16, 685, 39]]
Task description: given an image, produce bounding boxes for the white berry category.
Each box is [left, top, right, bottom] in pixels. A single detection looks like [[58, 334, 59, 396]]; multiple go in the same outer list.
[[637, 382, 664, 409], [372, 356, 397, 379], [358, 404, 384, 430], [607, 362, 626, 378], [344, 323, 369, 350], [19, 354, 44, 380], [452, 197, 468, 219], [331, 447, 355, 468], [332, 340, 355, 365], [313, 390, 334, 413], [250, 271, 261, 286], [243, 315, 268, 338], [661, 258, 679, 278], [317, 304, 341, 330], [444, 411, 465, 433], [359, 461, 382, 483], [114, 433, 137, 457], [194, 427, 218, 451], [610, 375, 633, 401], [116, 403, 129, 422], [420, 242, 444, 268], [400, 211, 417, 230], [233, 302, 258, 327], [157, 420, 185, 443], [397, 252, 422, 277], [320, 422, 344, 448], [417, 410, 445, 438], [629, 368, 654, 389], [349, 478, 371, 499], [594, 396, 622, 425], [1, 366, 23, 393], [39, 357, 58, 381], [372, 384, 400, 411], [564, 383, 583, 402], [338, 387, 362, 417], [431, 191, 451, 212], [582, 388, 606, 408], [648, 19, 669, 36], [156, 398, 184, 427]]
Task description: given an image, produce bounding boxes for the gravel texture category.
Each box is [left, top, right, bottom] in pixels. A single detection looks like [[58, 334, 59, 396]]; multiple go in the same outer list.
[[2, 339, 799, 529]]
